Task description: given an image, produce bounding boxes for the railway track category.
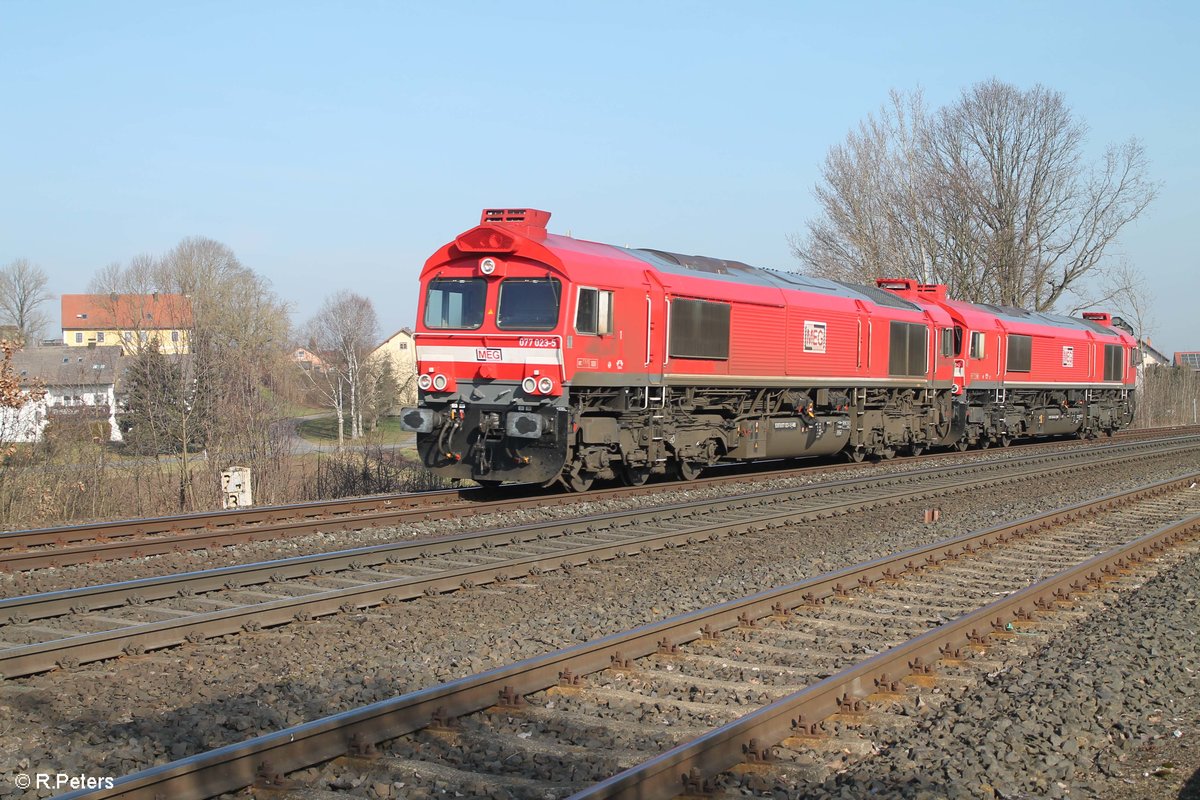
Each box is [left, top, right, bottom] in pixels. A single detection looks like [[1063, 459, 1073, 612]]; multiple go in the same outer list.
[[56, 472, 1200, 800], [1, 426, 1195, 573], [2, 435, 1196, 680]]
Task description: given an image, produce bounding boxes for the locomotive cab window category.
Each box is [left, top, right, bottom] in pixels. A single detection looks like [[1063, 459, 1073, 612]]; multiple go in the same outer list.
[[497, 278, 561, 331], [425, 278, 486, 330], [953, 326, 964, 356], [575, 287, 613, 335], [940, 328, 954, 358], [969, 331, 986, 359]]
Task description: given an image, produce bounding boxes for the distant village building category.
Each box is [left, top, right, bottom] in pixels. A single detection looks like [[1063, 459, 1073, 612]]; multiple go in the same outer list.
[[372, 327, 417, 406], [1138, 339, 1171, 369], [291, 347, 326, 371], [1175, 351, 1200, 370], [61, 293, 193, 355], [0, 346, 124, 443]]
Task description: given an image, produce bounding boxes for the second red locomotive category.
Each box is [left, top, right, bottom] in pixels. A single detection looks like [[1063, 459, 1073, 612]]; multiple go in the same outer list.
[[401, 209, 1136, 489]]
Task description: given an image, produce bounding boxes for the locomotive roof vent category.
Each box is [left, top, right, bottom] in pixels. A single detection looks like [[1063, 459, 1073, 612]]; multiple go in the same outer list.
[[875, 278, 947, 300], [1082, 311, 1112, 326], [876, 278, 917, 291], [480, 208, 551, 232]]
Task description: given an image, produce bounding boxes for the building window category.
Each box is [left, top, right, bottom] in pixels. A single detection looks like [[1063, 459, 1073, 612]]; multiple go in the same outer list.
[[123, 331, 133, 343], [398, 342, 408, 350], [97, 331, 105, 343], [75, 332, 83, 343], [171, 330, 179, 342]]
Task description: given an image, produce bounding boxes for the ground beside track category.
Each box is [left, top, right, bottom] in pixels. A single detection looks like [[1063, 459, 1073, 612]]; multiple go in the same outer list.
[[0, 448, 1197, 799]]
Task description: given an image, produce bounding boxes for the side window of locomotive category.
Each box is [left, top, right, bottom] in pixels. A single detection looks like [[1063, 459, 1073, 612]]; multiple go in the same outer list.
[[424, 278, 486, 329], [1104, 344, 1124, 381], [940, 328, 954, 358], [1006, 334, 1032, 373], [575, 287, 614, 335], [969, 331, 986, 359], [668, 299, 730, 360], [953, 326, 964, 356], [497, 278, 561, 331], [888, 321, 928, 377]]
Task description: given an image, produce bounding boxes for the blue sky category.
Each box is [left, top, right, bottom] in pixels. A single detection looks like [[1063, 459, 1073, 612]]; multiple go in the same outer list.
[[2, 1, 1197, 353]]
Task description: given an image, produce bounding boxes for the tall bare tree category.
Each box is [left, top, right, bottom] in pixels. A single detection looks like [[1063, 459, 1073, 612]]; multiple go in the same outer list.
[[91, 239, 291, 509], [794, 80, 1158, 310], [302, 292, 380, 446], [0, 259, 53, 342]]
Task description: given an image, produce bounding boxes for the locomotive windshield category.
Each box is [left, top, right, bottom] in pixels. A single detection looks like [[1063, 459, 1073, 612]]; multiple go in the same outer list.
[[424, 278, 486, 329], [497, 278, 561, 331]]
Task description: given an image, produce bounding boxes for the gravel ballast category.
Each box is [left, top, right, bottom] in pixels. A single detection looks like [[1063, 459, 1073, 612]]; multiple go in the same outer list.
[[0, 449, 1197, 799], [765, 543, 1200, 800]]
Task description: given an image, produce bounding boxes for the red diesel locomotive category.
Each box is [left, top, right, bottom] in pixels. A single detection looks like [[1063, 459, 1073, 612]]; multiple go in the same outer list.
[[400, 209, 1136, 489]]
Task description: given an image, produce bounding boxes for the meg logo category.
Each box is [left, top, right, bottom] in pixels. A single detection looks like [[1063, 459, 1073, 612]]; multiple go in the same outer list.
[[475, 348, 502, 361], [803, 320, 827, 353]]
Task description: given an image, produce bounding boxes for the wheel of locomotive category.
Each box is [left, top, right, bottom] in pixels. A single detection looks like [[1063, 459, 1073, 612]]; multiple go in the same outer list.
[[565, 471, 595, 492], [978, 438, 991, 450], [674, 460, 704, 481], [880, 446, 896, 460], [620, 464, 651, 486], [907, 443, 925, 457], [999, 434, 1012, 448]]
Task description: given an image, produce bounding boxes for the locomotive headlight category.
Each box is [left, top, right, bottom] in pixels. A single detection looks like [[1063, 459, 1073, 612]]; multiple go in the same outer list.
[[521, 377, 538, 394], [537, 376, 554, 394], [432, 373, 448, 391], [479, 257, 496, 275], [417, 374, 433, 391]]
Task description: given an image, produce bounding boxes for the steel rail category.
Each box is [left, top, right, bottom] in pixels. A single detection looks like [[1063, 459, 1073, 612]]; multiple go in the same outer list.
[[10, 435, 1196, 617], [2, 442, 1191, 678], [55, 472, 1200, 800], [3, 427, 1193, 572], [571, 517, 1200, 799]]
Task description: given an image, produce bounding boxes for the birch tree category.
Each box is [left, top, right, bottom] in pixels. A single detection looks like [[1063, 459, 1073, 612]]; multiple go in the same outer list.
[[302, 292, 379, 446]]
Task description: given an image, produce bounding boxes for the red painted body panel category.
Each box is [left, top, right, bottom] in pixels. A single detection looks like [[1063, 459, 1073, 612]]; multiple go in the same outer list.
[[876, 286, 1137, 392], [417, 221, 957, 391]]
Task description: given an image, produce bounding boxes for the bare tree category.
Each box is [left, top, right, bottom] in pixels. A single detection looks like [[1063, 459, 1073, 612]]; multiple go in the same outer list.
[[301, 292, 380, 446], [0, 259, 53, 342], [794, 80, 1158, 310], [91, 239, 292, 509]]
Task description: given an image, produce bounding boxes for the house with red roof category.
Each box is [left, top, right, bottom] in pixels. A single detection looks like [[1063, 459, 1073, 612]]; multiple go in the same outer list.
[[61, 293, 193, 354]]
